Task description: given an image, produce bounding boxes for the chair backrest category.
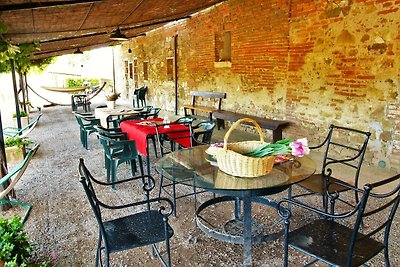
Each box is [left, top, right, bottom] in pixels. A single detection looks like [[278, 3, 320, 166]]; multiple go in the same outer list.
[[97, 133, 139, 160], [192, 121, 216, 145], [174, 116, 195, 125], [333, 175, 400, 266], [0, 143, 39, 199], [144, 108, 161, 119], [78, 159, 108, 238], [316, 124, 371, 188], [155, 122, 193, 157], [75, 113, 99, 128], [94, 125, 126, 140], [118, 115, 145, 125]]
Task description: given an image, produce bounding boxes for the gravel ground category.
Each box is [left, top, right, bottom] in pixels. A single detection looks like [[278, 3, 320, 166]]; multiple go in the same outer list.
[[4, 106, 399, 267]]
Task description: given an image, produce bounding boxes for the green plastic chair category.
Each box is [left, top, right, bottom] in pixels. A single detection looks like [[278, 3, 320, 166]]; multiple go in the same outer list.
[[97, 133, 144, 189], [74, 113, 100, 149], [0, 143, 40, 223]]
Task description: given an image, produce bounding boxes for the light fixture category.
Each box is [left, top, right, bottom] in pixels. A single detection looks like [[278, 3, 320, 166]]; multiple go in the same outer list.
[[110, 27, 128, 41], [73, 48, 83, 54]]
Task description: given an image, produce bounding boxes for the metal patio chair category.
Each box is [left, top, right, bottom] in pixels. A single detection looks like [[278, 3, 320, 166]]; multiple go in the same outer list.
[[290, 124, 371, 210], [78, 158, 174, 267], [278, 173, 400, 267], [155, 121, 215, 216]]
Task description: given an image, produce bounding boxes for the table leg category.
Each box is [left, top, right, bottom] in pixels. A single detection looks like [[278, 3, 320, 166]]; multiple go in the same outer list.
[[234, 197, 241, 220], [145, 152, 151, 175], [242, 196, 252, 267]]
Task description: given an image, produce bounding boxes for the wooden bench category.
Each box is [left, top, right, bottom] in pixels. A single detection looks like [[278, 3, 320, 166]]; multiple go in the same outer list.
[[212, 110, 290, 142], [183, 91, 226, 121]]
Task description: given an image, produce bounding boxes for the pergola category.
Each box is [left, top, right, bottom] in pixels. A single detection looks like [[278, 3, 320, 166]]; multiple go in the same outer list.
[[0, 0, 226, 58], [0, 0, 226, 170]]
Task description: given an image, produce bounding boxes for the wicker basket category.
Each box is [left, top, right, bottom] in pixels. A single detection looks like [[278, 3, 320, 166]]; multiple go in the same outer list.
[[214, 118, 276, 177]]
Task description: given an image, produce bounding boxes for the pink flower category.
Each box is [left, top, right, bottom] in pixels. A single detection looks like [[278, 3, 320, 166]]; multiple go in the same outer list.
[[50, 251, 58, 261], [289, 138, 310, 157]]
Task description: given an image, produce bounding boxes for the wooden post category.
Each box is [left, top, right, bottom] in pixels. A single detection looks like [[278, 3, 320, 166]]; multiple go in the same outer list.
[[174, 34, 178, 115], [11, 59, 22, 129]]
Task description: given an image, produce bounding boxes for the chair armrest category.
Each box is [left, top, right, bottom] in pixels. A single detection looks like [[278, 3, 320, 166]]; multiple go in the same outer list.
[[277, 196, 361, 221], [98, 197, 174, 217]]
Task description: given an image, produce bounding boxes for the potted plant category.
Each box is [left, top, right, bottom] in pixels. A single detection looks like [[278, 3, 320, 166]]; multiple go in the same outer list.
[[4, 137, 32, 164], [0, 216, 47, 267], [12, 111, 29, 129], [105, 92, 120, 109]]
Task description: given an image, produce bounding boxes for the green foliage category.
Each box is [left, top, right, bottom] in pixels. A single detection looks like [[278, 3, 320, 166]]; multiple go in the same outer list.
[[66, 78, 99, 87], [244, 139, 293, 157], [0, 216, 31, 265], [105, 92, 120, 101], [12, 111, 28, 118], [4, 137, 32, 148], [0, 217, 47, 267], [0, 22, 54, 74]]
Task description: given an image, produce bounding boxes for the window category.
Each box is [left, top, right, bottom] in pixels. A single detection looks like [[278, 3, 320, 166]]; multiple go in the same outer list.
[[133, 59, 138, 88], [143, 61, 149, 81], [166, 58, 174, 81], [128, 62, 133, 79], [215, 31, 231, 62], [124, 60, 129, 79]]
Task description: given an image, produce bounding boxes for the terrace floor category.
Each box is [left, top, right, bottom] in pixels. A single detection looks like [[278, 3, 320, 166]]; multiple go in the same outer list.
[[3, 105, 399, 266]]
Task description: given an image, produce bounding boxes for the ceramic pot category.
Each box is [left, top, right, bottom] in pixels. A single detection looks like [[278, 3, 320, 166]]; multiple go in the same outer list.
[[106, 101, 115, 109]]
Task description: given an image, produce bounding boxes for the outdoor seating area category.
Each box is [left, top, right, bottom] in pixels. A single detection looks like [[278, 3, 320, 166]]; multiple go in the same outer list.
[[1, 106, 398, 266], [1, 0, 400, 266]]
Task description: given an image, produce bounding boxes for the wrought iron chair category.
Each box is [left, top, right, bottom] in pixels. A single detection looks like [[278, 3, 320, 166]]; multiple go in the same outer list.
[[290, 124, 371, 210], [155, 121, 214, 216], [190, 120, 216, 146], [278, 173, 400, 267], [97, 133, 144, 189], [0, 143, 39, 223], [78, 158, 174, 267], [74, 113, 100, 149]]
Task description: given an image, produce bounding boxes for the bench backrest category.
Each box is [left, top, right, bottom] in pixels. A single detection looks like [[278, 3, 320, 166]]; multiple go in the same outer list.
[[190, 91, 226, 110], [190, 91, 226, 99]]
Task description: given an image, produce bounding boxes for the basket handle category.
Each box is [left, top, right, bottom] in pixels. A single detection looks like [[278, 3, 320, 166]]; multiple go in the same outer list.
[[223, 118, 264, 150]]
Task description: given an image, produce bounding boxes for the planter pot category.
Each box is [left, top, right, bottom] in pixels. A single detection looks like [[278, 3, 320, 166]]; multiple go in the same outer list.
[[106, 101, 115, 109], [13, 116, 29, 128], [5, 145, 27, 164]]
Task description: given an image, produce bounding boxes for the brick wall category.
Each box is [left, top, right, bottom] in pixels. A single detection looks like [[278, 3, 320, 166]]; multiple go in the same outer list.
[[116, 0, 400, 171]]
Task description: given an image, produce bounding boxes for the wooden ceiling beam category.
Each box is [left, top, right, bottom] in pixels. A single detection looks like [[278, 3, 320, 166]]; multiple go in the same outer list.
[[0, 0, 102, 12]]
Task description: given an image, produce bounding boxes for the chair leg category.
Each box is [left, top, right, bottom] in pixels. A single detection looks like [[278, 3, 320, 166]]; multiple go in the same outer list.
[[138, 156, 144, 176], [96, 232, 102, 266], [129, 160, 136, 176], [158, 175, 164, 199], [111, 161, 117, 189], [172, 181, 177, 217]]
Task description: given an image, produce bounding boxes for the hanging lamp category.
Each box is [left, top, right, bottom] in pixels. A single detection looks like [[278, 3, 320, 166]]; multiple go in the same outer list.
[[110, 28, 128, 41], [73, 48, 83, 54]]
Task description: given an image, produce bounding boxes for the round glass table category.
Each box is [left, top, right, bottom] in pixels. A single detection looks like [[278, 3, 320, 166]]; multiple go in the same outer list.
[[156, 145, 316, 266]]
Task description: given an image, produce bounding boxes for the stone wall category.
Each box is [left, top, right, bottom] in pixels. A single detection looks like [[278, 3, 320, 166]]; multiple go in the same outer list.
[[115, 0, 400, 171]]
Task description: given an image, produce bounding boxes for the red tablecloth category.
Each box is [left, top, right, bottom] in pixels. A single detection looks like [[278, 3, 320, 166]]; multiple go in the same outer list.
[[120, 118, 191, 156]]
